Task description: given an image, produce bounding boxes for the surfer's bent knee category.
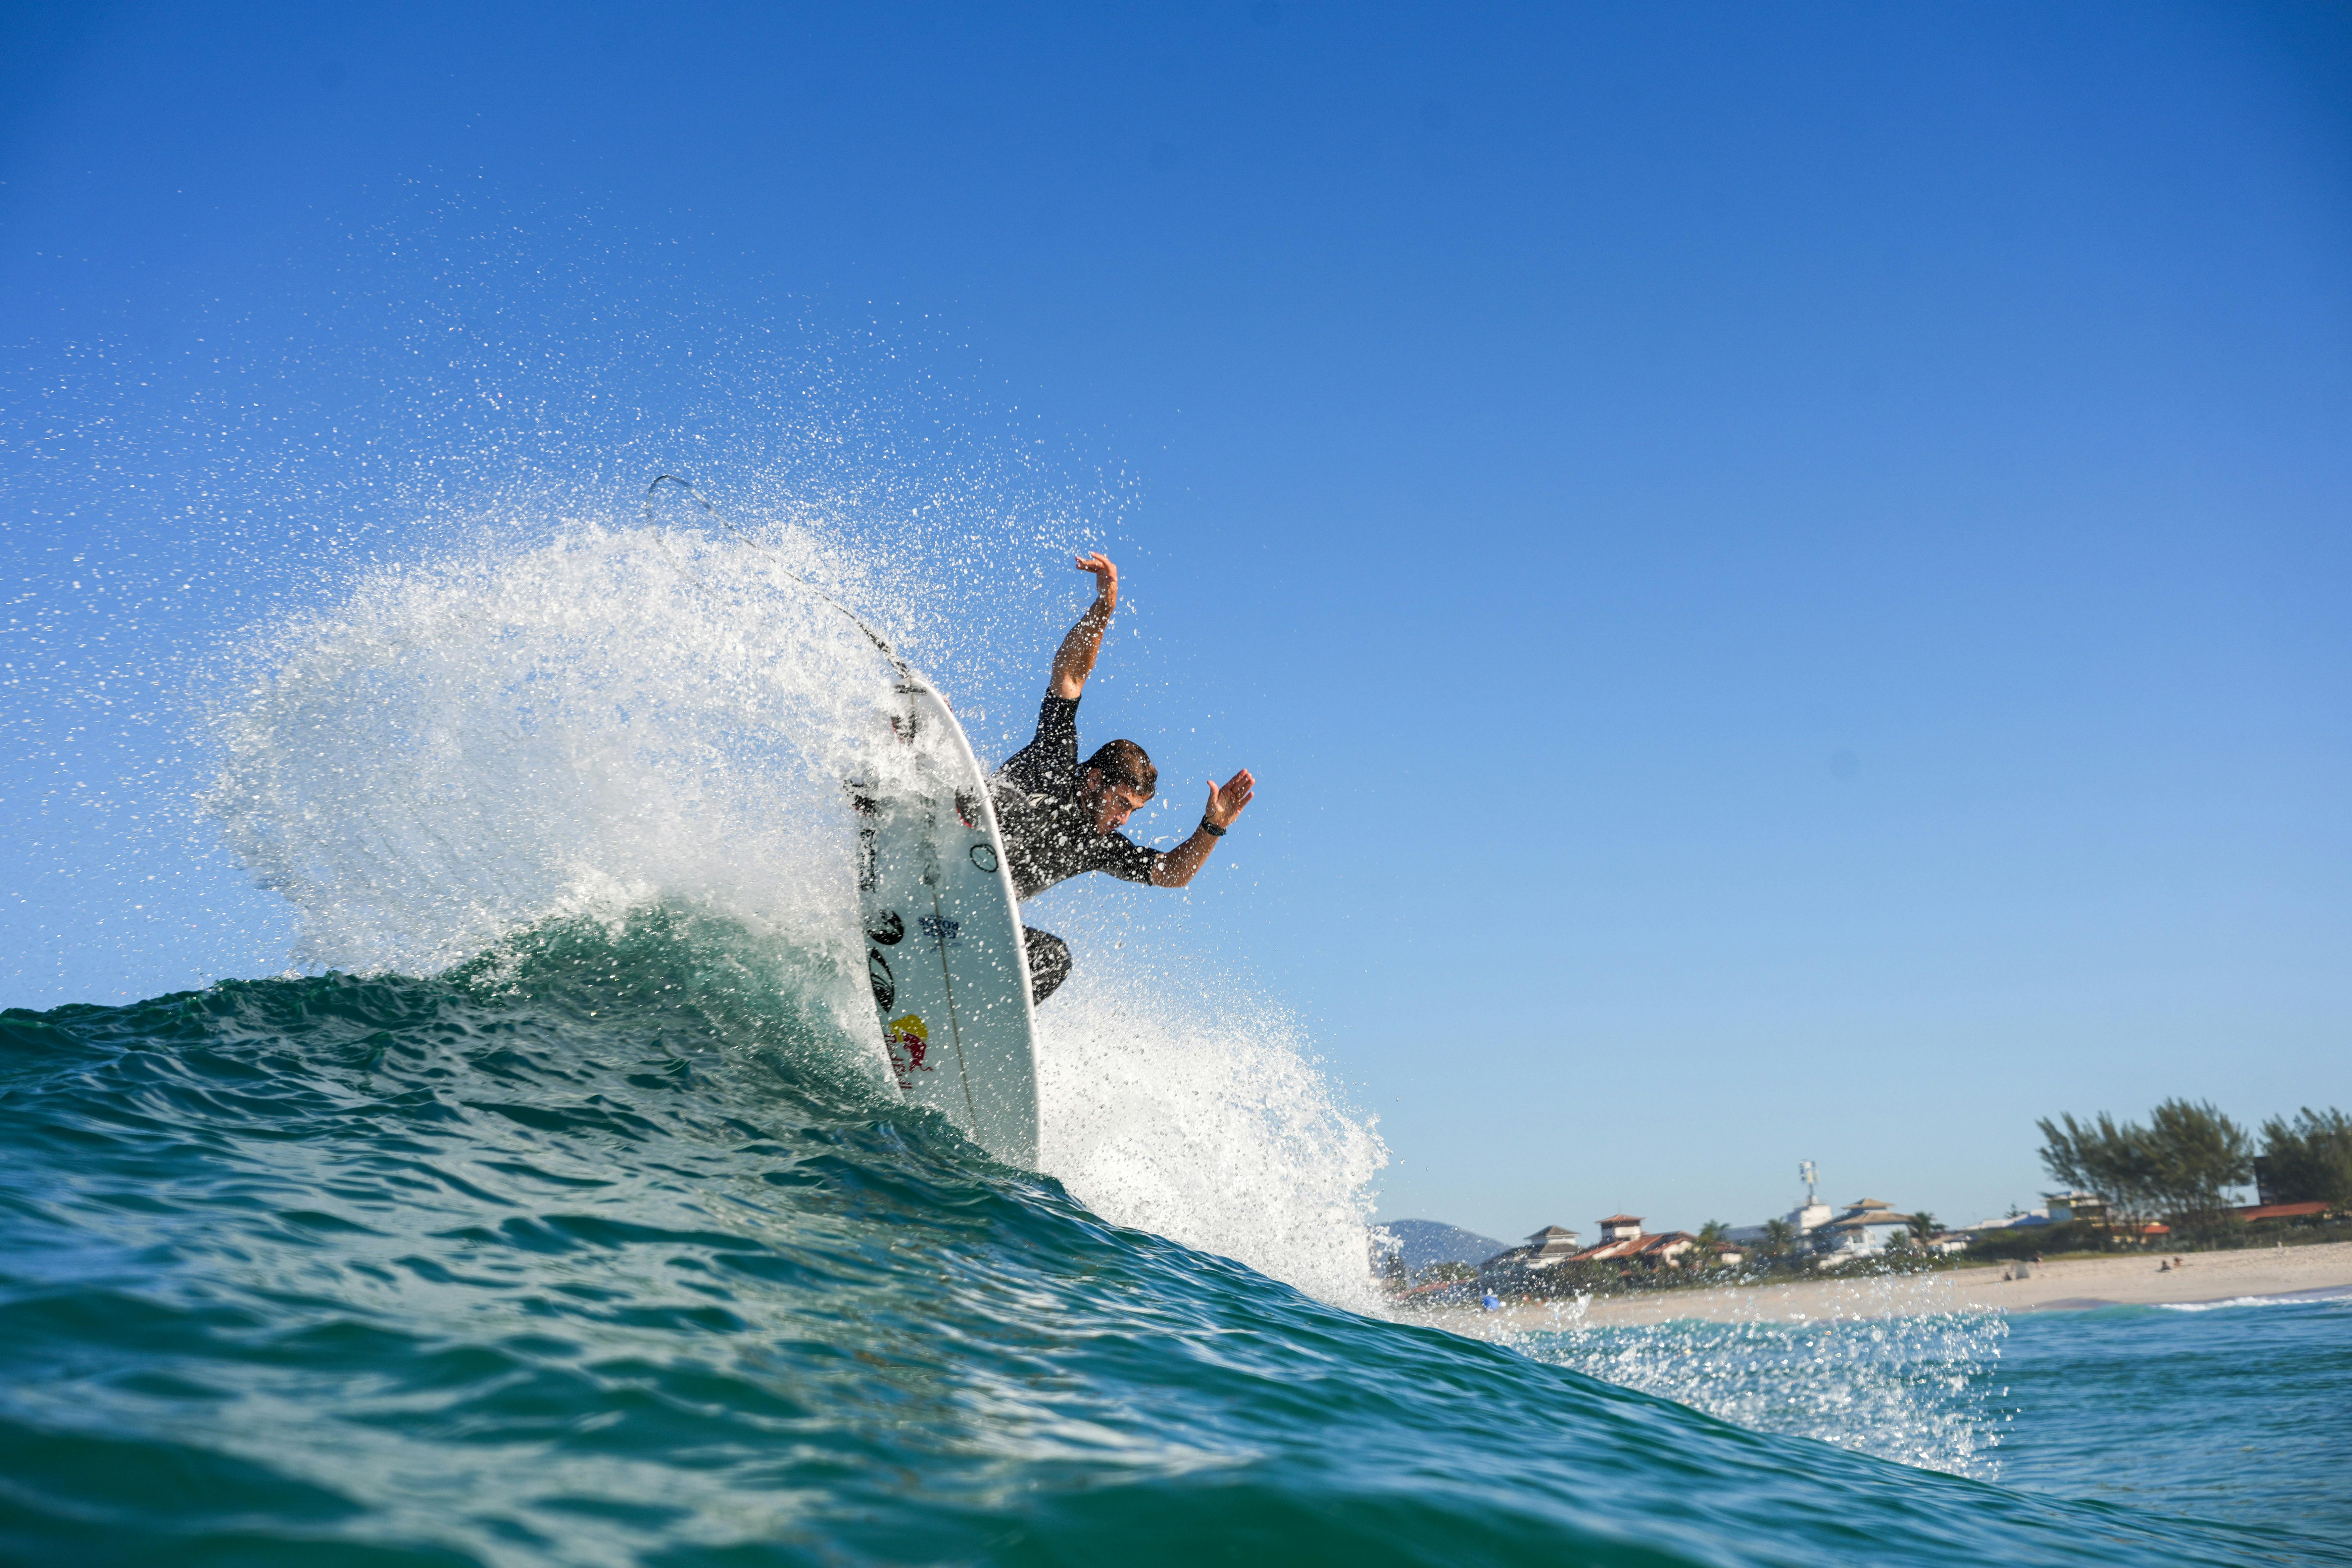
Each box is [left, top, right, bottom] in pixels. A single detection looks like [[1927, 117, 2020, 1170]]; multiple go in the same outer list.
[[1022, 927, 1071, 1006]]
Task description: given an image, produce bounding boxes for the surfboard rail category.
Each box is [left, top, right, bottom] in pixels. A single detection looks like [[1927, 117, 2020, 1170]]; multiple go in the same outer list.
[[854, 680, 1041, 1168], [638, 473, 1041, 1167]]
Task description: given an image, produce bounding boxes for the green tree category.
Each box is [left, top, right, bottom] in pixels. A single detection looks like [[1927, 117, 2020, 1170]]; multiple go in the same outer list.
[[1908, 1211, 1939, 1242], [2142, 1099, 2253, 1224], [2039, 1098, 2252, 1231], [2257, 1108, 2352, 1207], [2037, 1111, 2158, 1228], [1761, 1217, 1796, 1260]]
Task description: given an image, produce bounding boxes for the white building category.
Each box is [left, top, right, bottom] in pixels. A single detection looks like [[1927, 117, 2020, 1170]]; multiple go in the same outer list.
[[1521, 1225, 1584, 1268], [1812, 1198, 1919, 1261], [1726, 1161, 1835, 1245], [1482, 1225, 1584, 1271]]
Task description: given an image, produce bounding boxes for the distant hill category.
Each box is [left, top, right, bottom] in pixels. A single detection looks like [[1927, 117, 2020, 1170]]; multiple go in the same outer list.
[[1375, 1219, 1508, 1273]]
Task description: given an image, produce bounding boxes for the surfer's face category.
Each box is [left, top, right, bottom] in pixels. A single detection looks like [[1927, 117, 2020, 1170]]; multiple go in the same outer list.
[[1080, 768, 1151, 834]]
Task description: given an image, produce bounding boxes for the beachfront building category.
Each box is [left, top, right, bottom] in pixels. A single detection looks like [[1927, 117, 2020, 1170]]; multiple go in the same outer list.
[[1472, 1215, 1717, 1298], [2232, 1201, 2334, 1224], [1811, 1198, 1919, 1261], [1569, 1216, 1704, 1269], [1726, 1198, 1834, 1244], [1481, 1225, 1585, 1272], [1965, 1193, 2118, 1242], [2043, 1191, 2107, 1225], [1638, 1233, 1703, 1266], [1790, 1198, 1835, 1237], [1725, 1162, 1836, 1247]]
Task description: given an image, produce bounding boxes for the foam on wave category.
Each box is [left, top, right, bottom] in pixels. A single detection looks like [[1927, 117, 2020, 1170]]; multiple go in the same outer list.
[[201, 517, 1387, 1308]]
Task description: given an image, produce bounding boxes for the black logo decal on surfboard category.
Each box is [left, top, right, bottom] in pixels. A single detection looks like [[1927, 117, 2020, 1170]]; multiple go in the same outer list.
[[866, 909, 904, 946], [867, 948, 895, 1010], [921, 916, 962, 946], [856, 826, 878, 892], [954, 791, 980, 829], [969, 843, 998, 873]]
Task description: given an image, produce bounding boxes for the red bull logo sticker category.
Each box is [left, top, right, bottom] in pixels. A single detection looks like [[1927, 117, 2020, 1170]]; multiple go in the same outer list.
[[886, 1013, 930, 1090]]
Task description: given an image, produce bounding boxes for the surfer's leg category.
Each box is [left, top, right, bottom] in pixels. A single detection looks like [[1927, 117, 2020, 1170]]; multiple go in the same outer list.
[[1022, 927, 1071, 1005]]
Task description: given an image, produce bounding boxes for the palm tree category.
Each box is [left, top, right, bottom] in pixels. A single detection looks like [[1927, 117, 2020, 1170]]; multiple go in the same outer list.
[[1908, 1211, 1938, 1242]]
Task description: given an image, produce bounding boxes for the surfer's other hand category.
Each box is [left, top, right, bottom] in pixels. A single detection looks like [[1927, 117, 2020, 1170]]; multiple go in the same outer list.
[[1074, 552, 1118, 611], [1204, 768, 1255, 828]]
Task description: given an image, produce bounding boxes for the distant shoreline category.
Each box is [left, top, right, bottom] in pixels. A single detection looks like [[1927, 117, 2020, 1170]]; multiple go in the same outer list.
[[1411, 1239, 2352, 1333]]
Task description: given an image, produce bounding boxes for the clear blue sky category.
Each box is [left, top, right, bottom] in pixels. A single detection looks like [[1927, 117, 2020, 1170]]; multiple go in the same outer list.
[[5, 1, 2348, 1243]]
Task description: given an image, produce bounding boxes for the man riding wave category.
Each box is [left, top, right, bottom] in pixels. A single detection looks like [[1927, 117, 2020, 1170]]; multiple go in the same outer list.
[[989, 552, 1255, 1003]]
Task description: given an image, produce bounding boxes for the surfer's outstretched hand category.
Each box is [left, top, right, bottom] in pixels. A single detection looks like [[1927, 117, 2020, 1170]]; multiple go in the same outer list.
[[1204, 768, 1255, 829], [1152, 768, 1256, 887], [1075, 552, 1118, 612]]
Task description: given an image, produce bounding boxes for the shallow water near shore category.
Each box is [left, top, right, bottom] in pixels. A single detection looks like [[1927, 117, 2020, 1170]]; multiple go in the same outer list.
[[1997, 1296, 2352, 1537], [1504, 1289, 2352, 1550]]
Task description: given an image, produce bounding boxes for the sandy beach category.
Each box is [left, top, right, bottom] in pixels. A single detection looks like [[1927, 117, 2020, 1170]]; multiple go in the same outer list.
[[1434, 1240, 2352, 1333]]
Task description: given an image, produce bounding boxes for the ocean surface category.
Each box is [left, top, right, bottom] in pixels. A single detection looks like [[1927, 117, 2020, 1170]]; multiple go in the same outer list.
[[1510, 1288, 2352, 1556], [5, 938, 2349, 1568], [6, 524, 2348, 1566]]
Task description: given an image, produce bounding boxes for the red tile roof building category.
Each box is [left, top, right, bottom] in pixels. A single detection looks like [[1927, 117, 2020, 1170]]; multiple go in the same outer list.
[[1569, 1216, 1703, 1268]]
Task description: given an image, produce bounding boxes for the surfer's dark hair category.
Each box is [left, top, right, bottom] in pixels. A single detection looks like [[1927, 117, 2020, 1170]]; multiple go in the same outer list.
[[1083, 739, 1157, 800]]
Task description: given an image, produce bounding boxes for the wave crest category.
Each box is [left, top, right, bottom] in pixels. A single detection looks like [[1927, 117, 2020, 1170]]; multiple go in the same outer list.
[[201, 529, 1388, 1305]]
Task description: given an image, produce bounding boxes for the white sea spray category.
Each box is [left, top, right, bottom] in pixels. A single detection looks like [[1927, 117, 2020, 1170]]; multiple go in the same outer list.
[[1497, 1273, 2012, 1479], [202, 517, 1390, 1309], [1036, 960, 1388, 1313]]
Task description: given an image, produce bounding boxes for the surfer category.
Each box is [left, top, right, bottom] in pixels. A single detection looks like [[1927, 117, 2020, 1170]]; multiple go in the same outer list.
[[990, 552, 1254, 1003]]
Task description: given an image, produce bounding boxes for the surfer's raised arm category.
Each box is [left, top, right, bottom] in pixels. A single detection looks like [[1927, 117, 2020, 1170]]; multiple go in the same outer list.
[[1047, 552, 1119, 699], [1149, 768, 1255, 889], [991, 548, 1257, 1000]]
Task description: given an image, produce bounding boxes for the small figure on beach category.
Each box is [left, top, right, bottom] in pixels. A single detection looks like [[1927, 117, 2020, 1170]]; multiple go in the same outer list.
[[2159, 1259, 2171, 1272]]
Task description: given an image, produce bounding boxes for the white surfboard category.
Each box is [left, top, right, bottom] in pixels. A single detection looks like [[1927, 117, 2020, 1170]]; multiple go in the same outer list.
[[631, 474, 1038, 1165], [852, 679, 1040, 1168]]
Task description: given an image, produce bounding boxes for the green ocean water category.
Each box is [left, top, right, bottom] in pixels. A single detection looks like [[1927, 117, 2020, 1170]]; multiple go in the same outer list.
[[3, 906, 2346, 1568]]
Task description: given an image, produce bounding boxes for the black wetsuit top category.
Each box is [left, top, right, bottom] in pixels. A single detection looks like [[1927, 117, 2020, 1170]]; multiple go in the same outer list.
[[989, 695, 1162, 900]]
